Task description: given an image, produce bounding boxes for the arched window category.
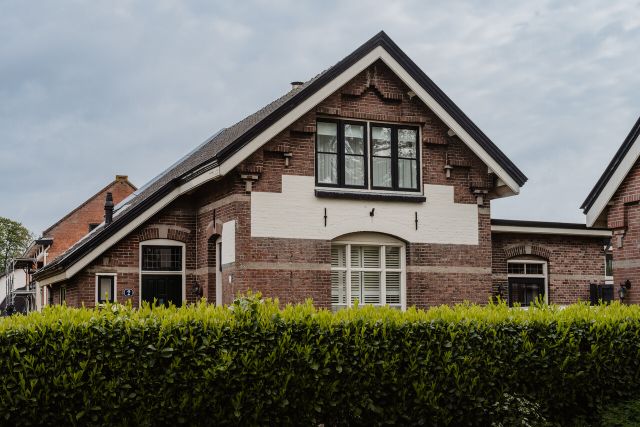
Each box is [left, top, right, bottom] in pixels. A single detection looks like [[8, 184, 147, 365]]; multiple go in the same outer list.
[[507, 257, 548, 307], [331, 233, 406, 311]]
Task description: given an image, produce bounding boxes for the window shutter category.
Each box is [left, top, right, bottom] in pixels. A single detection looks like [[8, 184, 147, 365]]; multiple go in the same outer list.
[[350, 271, 362, 304], [350, 246, 362, 268], [601, 284, 614, 303], [331, 246, 346, 268], [385, 246, 400, 269], [385, 272, 401, 305], [331, 271, 346, 305], [362, 246, 380, 268], [589, 283, 598, 305], [363, 272, 381, 304]]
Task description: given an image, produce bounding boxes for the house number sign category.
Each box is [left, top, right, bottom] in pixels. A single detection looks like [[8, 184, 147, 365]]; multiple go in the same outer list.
[[123, 289, 134, 297]]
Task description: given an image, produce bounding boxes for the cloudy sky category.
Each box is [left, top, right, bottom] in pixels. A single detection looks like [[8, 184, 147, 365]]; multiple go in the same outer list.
[[2, 0, 640, 234]]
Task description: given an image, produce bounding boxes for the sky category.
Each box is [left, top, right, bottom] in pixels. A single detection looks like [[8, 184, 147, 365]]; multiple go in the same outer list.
[[2, 0, 640, 235]]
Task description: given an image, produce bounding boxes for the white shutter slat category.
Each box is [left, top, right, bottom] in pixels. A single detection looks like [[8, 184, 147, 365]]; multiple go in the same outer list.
[[331, 245, 346, 268], [363, 271, 381, 304], [385, 246, 400, 269], [362, 246, 380, 268], [386, 272, 401, 305], [331, 271, 346, 305], [350, 271, 362, 304]]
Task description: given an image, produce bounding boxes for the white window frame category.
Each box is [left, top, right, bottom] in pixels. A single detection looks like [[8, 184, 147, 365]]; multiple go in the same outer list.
[[95, 273, 117, 304], [331, 234, 406, 310], [138, 239, 186, 307], [604, 250, 613, 285], [506, 259, 548, 306]]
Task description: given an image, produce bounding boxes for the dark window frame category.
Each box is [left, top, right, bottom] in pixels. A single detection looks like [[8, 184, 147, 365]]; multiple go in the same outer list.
[[97, 275, 115, 304], [370, 123, 421, 192], [88, 223, 100, 232], [315, 119, 369, 190], [141, 245, 183, 272], [59, 285, 66, 305]]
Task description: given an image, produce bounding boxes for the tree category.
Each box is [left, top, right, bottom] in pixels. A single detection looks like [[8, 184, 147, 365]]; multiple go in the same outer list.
[[0, 217, 33, 275]]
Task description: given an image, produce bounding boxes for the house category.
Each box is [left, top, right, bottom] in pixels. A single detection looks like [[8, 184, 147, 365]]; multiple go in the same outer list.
[[582, 116, 640, 304], [3, 175, 136, 312], [32, 32, 612, 310]]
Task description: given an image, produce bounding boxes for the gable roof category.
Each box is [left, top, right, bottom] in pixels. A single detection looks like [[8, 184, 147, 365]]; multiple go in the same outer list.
[[42, 176, 137, 236], [581, 115, 640, 226], [34, 30, 526, 283]]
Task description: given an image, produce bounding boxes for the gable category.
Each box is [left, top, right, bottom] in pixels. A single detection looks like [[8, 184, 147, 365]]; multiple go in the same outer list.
[[582, 116, 640, 227], [34, 31, 526, 284]]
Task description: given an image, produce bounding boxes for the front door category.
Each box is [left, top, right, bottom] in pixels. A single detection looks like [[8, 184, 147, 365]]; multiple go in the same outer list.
[[141, 275, 182, 307]]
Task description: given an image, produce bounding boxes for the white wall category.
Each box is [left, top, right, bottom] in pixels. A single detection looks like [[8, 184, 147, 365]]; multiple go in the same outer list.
[[0, 269, 27, 307], [221, 220, 236, 265], [251, 175, 479, 244]]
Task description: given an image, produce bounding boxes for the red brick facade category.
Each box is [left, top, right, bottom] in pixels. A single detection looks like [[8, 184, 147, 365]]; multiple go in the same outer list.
[[492, 233, 607, 305], [603, 159, 640, 303], [43, 176, 136, 261], [51, 61, 501, 309]]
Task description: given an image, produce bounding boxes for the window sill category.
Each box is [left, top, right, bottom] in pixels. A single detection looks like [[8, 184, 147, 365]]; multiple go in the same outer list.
[[315, 189, 426, 203]]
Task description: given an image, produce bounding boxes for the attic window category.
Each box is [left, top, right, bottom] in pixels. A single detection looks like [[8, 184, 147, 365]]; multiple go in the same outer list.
[[316, 120, 420, 192]]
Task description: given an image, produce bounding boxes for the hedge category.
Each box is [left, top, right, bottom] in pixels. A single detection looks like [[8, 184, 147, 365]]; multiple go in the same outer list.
[[1, 295, 640, 426]]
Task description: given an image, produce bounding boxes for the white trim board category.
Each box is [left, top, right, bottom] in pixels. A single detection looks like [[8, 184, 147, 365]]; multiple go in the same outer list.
[[491, 225, 612, 237], [39, 43, 520, 286], [585, 133, 640, 227]]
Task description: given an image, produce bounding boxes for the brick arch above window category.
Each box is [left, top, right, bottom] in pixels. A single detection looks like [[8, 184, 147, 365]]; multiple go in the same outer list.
[[504, 244, 551, 260], [139, 224, 191, 243]]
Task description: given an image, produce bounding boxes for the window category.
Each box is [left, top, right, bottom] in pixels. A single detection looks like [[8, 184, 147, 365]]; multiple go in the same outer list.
[[507, 260, 547, 307], [141, 246, 182, 271], [96, 275, 115, 303], [331, 241, 404, 310], [59, 286, 66, 305], [316, 120, 420, 192], [605, 253, 613, 278]]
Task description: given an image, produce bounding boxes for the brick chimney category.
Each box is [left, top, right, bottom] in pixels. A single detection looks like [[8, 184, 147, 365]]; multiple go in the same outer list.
[[104, 192, 114, 225]]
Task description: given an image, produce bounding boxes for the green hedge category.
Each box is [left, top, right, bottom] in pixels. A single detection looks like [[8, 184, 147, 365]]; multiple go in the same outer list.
[[1, 296, 640, 426]]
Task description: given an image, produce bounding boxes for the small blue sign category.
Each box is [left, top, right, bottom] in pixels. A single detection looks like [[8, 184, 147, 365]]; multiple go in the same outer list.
[[123, 289, 134, 297]]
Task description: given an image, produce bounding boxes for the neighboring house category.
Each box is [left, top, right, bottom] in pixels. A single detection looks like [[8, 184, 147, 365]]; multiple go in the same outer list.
[[0, 267, 27, 311], [582, 116, 640, 304], [4, 175, 136, 312], [32, 32, 612, 310]]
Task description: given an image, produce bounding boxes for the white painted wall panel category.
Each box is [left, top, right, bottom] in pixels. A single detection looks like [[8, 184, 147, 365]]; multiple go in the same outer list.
[[251, 176, 479, 245], [221, 220, 236, 265]]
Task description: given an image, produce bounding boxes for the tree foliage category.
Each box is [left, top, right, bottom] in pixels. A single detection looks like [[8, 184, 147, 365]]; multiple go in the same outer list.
[[0, 217, 33, 273]]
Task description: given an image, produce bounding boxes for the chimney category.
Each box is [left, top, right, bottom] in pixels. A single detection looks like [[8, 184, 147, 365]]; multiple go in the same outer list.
[[104, 192, 114, 225], [115, 175, 128, 182], [290, 81, 304, 90]]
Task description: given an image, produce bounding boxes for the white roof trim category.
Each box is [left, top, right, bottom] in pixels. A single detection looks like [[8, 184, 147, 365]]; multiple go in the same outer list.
[[585, 132, 640, 227], [40, 45, 521, 285], [221, 46, 520, 195], [491, 225, 612, 237]]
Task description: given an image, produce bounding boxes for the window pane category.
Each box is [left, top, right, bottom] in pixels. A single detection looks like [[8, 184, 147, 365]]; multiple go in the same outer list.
[[507, 263, 525, 274], [362, 246, 380, 268], [372, 127, 392, 156], [398, 159, 417, 189], [510, 282, 544, 307], [142, 246, 182, 271], [386, 272, 401, 304], [331, 270, 346, 306], [344, 155, 364, 186], [373, 157, 392, 188], [344, 124, 364, 155], [331, 245, 346, 268], [350, 246, 362, 268], [606, 254, 613, 276], [385, 246, 400, 269], [98, 277, 113, 302], [317, 153, 338, 184], [317, 122, 338, 153], [351, 271, 361, 304], [363, 271, 381, 304], [526, 264, 543, 275], [398, 129, 417, 158]]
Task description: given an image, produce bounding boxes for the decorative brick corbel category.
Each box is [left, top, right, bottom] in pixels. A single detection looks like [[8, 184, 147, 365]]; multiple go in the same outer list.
[[240, 174, 259, 192]]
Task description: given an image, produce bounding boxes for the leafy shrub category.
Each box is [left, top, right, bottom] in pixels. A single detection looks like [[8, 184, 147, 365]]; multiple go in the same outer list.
[[0, 296, 639, 426], [600, 398, 640, 426]]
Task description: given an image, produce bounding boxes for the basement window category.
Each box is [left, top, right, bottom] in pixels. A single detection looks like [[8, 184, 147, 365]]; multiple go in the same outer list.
[[331, 235, 405, 310]]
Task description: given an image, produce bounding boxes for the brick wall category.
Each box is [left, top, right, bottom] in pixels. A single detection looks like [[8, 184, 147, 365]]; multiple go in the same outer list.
[[44, 176, 136, 261], [56, 60, 498, 309], [492, 233, 607, 305], [605, 159, 640, 303]]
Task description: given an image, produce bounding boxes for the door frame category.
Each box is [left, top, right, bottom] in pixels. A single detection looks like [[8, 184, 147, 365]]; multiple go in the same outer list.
[[138, 239, 186, 307]]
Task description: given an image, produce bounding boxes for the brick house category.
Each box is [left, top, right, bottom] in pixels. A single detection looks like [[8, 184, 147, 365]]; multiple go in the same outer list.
[[582, 116, 640, 304], [32, 32, 611, 309], [5, 176, 136, 311]]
